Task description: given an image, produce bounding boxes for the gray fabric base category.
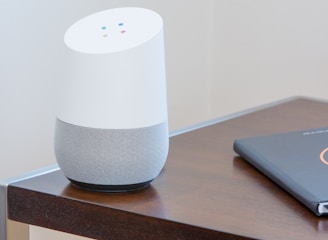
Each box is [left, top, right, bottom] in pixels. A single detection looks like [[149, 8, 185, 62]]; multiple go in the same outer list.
[[54, 119, 168, 186]]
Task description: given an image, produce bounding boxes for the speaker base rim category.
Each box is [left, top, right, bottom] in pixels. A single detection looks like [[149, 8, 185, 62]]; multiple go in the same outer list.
[[68, 178, 152, 192]]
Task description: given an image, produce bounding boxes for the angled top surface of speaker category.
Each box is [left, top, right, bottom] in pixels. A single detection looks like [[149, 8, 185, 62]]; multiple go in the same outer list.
[[64, 7, 163, 54]]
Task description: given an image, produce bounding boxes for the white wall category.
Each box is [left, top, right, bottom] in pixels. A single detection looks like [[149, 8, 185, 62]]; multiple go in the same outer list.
[[1, 0, 328, 239], [208, 0, 328, 116]]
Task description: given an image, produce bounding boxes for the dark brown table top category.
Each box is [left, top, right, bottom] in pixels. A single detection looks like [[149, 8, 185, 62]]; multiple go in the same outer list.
[[7, 97, 328, 240]]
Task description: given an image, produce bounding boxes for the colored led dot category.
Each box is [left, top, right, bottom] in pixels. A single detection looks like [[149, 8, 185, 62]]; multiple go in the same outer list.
[[121, 30, 126, 34], [118, 23, 124, 27], [101, 26, 106, 30]]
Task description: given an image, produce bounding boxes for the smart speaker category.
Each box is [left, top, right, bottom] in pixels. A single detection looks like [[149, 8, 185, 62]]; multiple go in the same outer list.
[[54, 7, 169, 192]]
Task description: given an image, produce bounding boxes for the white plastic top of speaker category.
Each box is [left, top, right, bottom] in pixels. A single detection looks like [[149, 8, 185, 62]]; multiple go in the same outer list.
[[57, 7, 167, 129], [64, 8, 163, 54]]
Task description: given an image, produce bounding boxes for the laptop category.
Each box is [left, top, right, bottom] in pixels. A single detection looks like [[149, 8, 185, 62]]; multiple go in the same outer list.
[[233, 127, 328, 216]]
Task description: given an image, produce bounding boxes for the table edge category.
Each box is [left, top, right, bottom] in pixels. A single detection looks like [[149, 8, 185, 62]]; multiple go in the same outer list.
[[0, 164, 59, 240]]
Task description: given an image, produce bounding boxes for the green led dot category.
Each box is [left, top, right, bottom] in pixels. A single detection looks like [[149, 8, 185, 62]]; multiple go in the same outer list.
[[101, 26, 106, 30]]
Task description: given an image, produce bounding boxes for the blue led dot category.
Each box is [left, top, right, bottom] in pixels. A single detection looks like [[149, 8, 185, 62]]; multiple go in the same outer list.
[[118, 23, 124, 27]]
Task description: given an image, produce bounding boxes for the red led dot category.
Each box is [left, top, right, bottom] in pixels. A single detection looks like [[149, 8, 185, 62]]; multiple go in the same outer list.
[[121, 30, 126, 34]]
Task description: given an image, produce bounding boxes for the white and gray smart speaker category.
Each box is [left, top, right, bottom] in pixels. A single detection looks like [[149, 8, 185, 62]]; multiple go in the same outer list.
[[54, 7, 169, 192]]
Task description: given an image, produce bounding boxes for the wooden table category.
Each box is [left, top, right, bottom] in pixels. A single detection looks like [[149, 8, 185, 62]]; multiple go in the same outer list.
[[5, 97, 328, 240]]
